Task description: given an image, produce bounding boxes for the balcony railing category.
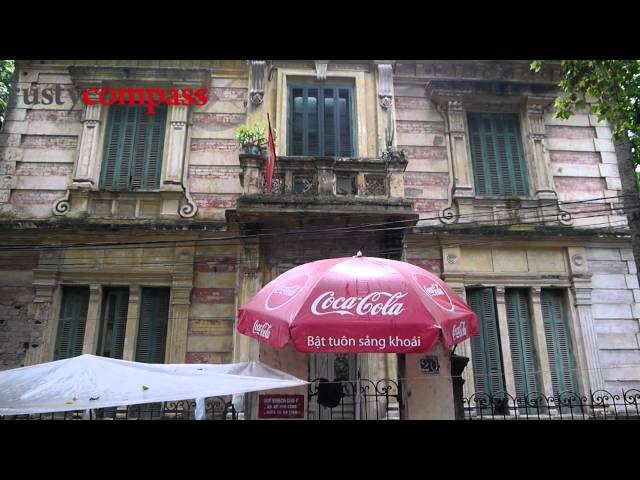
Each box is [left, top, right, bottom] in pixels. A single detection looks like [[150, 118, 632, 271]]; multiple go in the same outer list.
[[238, 152, 408, 199]]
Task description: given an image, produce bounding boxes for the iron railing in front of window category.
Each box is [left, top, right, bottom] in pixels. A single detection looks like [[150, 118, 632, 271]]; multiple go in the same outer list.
[[238, 153, 407, 199], [463, 389, 640, 420], [0, 397, 237, 421]]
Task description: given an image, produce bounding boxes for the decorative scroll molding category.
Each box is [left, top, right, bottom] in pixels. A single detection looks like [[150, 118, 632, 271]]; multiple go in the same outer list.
[[179, 108, 197, 219], [52, 190, 71, 216], [315, 61, 328, 81], [439, 205, 459, 224], [179, 190, 198, 218], [249, 60, 266, 105], [377, 64, 393, 109], [557, 209, 573, 226]]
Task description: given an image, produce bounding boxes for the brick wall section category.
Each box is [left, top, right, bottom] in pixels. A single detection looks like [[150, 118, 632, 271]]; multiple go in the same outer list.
[[587, 246, 640, 391], [394, 90, 448, 219], [403, 245, 443, 276], [186, 244, 238, 364], [187, 80, 248, 221], [545, 112, 624, 228], [0, 65, 81, 218], [0, 252, 38, 369]]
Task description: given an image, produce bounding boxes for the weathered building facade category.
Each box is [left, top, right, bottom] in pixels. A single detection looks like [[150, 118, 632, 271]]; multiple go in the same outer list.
[[1, 60, 639, 418]]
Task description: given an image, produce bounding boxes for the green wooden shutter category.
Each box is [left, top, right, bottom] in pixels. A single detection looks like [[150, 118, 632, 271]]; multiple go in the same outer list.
[[98, 288, 129, 359], [100, 106, 166, 191], [101, 106, 138, 191], [130, 105, 166, 189], [288, 85, 354, 157], [505, 289, 540, 399], [135, 288, 170, 364], [467, 288, 505, 397], [468, 113, 529, 197], [54, 287, 90, 360], [541, 289, 579, 397]]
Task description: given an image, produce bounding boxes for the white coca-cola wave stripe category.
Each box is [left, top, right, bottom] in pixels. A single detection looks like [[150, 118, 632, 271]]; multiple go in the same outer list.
[[265, 274, 309, 311], [310, 291, 407, 316], [411, 273, 455, 312]]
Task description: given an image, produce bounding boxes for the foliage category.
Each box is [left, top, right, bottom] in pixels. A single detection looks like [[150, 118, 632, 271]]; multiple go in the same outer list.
[[235, 123, 271, 150], [531, 60, 640, 164], [0, 60, 15, 118]]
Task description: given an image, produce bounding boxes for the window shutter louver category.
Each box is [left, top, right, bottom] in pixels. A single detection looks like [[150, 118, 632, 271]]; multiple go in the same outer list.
[[135, 288, 170, 364], [100, 106, 166, 191], [467, 288, 505, 398], [468, 113, 529, 197], [505, 289, 540, 400], [541, 290, 579, 398], [54, 287, 90, 360]]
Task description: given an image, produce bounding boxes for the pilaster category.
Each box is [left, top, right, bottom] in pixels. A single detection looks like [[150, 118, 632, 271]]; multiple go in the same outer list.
[[166, 243, 195, 363], [526, 99, 556, 200], [233, 239, 262, 363], [163, 103, 189, 187], [567, 246, 603, 393], [446, 99, 474, 199], [81, 284, 103, 355], [495, 286, 517, 397], [72, 88, 103, 189], [122, 285, 141, 361]]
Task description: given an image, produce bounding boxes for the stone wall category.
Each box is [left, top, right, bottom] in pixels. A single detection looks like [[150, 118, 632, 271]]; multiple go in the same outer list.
[[186, 243, 239, 364], [546, 110, 625, 228], [0, 252, 38, 369], [394, 87, 449, 221], [587, 246, 640, 391]]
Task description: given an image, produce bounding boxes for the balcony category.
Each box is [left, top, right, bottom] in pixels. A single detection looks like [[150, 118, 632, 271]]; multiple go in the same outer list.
[[233, 153, 417, 229]]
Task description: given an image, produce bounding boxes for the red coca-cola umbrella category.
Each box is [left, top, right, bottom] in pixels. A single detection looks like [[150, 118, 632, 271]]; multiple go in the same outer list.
[[237, 253, 478, 354]]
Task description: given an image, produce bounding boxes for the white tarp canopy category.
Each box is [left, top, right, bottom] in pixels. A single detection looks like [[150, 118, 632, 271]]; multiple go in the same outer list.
[[0, 354, 307, 416]]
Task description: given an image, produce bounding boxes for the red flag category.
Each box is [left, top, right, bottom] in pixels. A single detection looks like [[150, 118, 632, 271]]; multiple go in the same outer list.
[[266, 113, 277, 194]]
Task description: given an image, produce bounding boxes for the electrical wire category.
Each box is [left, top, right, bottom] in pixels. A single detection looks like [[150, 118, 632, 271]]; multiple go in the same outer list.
[[0, 192, 637, 252]]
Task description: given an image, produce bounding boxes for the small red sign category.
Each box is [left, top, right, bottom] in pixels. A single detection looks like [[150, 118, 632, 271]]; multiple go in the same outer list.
[[258, 394, 305, 419]]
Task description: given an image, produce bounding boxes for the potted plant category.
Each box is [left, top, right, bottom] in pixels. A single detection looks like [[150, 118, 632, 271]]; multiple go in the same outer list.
[[236, 123, 268, 155]]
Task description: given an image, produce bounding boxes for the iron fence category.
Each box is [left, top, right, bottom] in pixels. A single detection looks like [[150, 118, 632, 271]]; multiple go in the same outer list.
[[307, 378, 402, 420], [463, 389, 640, 420], [0, 397, 237, 420]]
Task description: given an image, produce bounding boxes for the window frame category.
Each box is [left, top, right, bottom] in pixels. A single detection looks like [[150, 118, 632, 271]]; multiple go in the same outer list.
[[287, 83, 357, 157]]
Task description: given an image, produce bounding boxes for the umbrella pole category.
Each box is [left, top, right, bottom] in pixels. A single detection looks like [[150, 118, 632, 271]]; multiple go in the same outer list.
[[355, 354, 361, 421]]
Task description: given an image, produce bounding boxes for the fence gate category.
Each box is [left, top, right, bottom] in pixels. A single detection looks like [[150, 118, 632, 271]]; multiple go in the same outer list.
[[307, 377, 403, 420]]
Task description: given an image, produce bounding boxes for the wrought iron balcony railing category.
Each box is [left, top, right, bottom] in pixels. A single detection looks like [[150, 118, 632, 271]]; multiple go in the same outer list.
[[238, 152, 408, 199]]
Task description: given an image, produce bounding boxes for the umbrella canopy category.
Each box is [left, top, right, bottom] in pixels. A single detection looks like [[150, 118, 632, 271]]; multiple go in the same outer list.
[[238, 255, 478, 354], [0, 354, 307, 416]]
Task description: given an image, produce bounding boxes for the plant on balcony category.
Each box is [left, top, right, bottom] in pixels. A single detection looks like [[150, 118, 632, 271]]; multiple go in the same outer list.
[[236, 123, 268, 155], [381, 106, 406, 162]]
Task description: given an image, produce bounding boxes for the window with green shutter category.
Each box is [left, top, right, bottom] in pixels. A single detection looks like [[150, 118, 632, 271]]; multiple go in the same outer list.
[[467, 288, 506, 401], [288, 85, 355, 157], [100, 105, 167, 191], [54, 287, 90, 360], [505, 288, 540, 401], [541, 289, 580, 398], [135, 288, 170, 364], [468, 112, 529, 197], [97, 288, 129, 359]]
